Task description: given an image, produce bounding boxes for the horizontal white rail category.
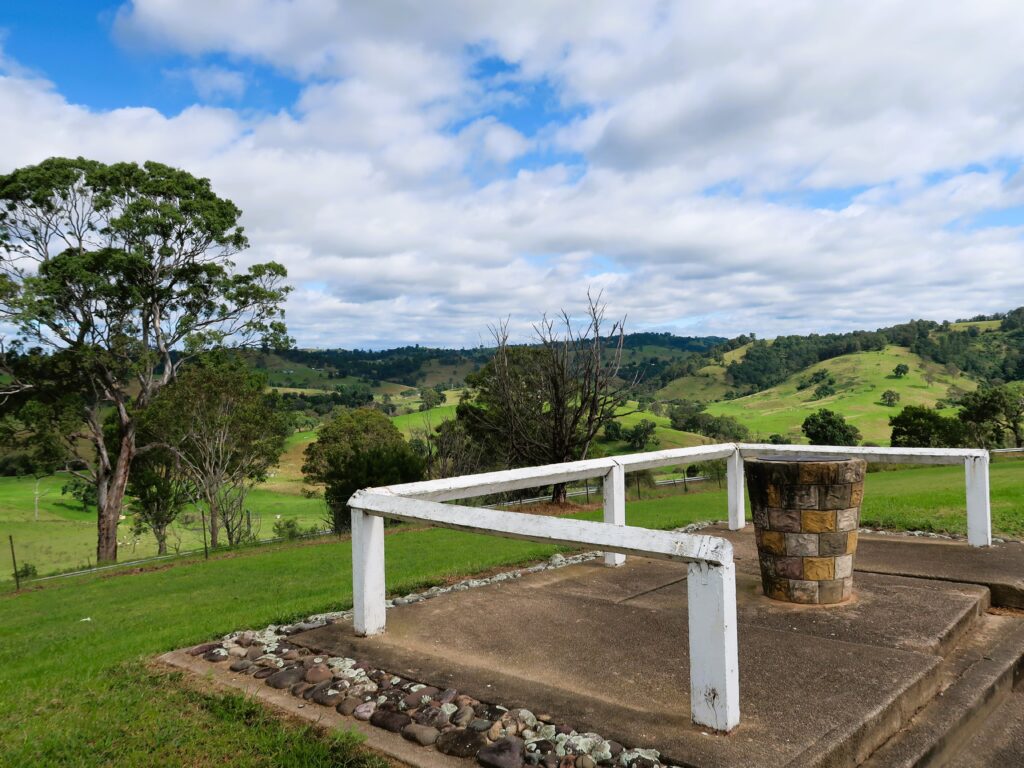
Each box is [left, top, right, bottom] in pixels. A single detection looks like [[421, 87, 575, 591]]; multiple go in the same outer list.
[[349, 491, 734, 566], [738, 443, 987, 465]]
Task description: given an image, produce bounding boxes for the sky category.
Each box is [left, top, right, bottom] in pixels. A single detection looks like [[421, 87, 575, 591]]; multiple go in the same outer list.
[[1, 1, 1024, 349]]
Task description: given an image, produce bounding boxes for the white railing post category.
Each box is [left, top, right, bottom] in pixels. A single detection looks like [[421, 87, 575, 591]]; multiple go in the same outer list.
[[687, 561, 740, 732], [603, 461, 626, 567], [726, 446, 746, 530], [965, 455, 992, 547], [351, 508, 386, 636]]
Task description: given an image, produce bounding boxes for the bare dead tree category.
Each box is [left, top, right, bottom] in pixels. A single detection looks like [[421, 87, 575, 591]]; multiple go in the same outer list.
[[465, 291, 637, 503]]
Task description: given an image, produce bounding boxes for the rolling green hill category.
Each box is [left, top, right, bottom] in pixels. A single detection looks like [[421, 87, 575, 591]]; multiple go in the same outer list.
[[705, 346, 975, 444]]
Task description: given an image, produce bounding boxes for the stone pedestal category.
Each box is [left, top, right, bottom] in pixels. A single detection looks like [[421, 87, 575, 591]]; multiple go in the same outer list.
[[745, 456, 866, 605]]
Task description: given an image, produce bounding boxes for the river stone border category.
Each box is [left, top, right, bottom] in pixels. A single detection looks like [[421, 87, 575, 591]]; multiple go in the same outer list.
[[187, 522, 718, 768]]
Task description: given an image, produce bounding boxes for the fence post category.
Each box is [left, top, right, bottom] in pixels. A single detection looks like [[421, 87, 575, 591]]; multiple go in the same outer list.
[[687, 560, 740, 731], [9, 535, 19, 591], [351, 507, 386, 636], [727, 447, 746, 530], [965, 455, 992, 547], [603, 462, 626, 567]]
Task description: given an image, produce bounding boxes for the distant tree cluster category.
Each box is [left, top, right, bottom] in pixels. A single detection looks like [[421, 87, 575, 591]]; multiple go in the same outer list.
[[669, 401, 750, 441]]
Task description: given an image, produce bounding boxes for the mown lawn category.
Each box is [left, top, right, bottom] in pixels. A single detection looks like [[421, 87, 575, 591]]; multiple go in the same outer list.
[[0, 492, 717, 767]]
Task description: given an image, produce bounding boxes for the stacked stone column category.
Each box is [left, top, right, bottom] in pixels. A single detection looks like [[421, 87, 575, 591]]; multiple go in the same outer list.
[[745, 457, 866, 605]]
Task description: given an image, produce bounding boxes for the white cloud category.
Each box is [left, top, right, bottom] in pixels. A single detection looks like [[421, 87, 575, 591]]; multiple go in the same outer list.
[[182, 65, 247, 101], [0, 4, 1022, 347]]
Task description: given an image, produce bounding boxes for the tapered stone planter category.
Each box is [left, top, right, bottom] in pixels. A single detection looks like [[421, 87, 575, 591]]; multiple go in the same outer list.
[[745, 456, 866, 605]]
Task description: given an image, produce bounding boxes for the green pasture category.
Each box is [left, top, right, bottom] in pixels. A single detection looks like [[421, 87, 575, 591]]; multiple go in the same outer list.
[[705, 346, 975, 444]]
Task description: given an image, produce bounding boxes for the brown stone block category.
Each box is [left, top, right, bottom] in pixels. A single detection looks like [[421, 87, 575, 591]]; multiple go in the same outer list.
[[798, 462, 838, 485], [768, 507, 801, 532], [835, 554, 854, 579], [818, 579, 847, 604], [803, 556, 835, 580], [758, 529, 787, 556], [819, 484, 852, 510], [818, 532, 849, 556], [758, 553, 776, 578], [751, 505, 770, 529], [785, 532, 819, 557], [838, 460, 867, 483], [783, 484, 820, 509], [747, 485, 767, 509], [801, 510, 836, 533], [836, 507, 860, 531], [850, 485, 864, 506], [764, 577, 790, 602], [846, 531, 858, 554], [767, 485, 782, 507], [789, 580, 820, 604], [774, 556, 803, 579]]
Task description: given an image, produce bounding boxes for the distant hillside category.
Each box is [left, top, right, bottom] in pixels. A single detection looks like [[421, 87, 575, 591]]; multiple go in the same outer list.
[[705, 346, 975, 444]]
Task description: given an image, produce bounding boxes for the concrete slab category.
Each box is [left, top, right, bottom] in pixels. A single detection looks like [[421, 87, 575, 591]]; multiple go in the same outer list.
[[292, 558, 988, 768]]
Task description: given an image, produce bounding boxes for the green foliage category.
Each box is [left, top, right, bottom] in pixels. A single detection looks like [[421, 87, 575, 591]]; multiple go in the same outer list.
[[889, 405, 967, 448], [812, 382, 836, 400], [303, 408, 424, 531], [272, 517, 305, 541], [892, 363, 910, 378], [625, 419, 659, 450], [881, 389, 901, 407], [13, 561, 37, 579], [419, 387, 444, 410], [669, 401, 749, 441], [801, 409, 861, 446], [127, 447, 191, 555], [0, 156, 291, 562], [603, 420, 625, 441], [140, 356, 291, 547], [956, 384, 1024, 448], [62, 477, 98, 513]]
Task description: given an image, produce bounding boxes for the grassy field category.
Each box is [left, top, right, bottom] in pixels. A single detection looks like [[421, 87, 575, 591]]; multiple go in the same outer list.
[[391, 404, 459, 436], [654, 342, 752, 402], [705, 346, 975, 444], [0, 494, 716, 766]]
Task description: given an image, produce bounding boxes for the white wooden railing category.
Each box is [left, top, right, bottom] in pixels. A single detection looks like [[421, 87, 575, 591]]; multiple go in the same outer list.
[[346, 441, 993, 733]]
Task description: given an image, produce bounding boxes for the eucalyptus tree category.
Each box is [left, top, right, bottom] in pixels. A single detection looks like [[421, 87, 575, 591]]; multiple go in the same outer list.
[[0, 157, 290, 562]]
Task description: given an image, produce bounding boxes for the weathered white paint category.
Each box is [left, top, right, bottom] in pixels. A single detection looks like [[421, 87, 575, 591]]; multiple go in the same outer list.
[[688, 560, 740, 732], [603, 462, 626, 567], [351, 508, 386, 636], [349, 491, 734, 566], [965, 455, 992, 547], [738, 443, 987, 465], [726, 449, 746, 530], [615, 444, 736, 472], [377, 444, 739, 502], [378, 457, 617, 502]]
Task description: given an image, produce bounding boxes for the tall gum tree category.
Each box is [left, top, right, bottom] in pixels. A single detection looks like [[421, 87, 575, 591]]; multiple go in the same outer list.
[[0, 157, 290, 563]]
